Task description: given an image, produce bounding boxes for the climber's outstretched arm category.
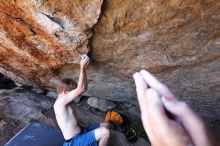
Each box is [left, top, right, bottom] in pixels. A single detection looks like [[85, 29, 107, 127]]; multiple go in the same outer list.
[[76, 55, 89, 92], [59, 55, 89, 105]]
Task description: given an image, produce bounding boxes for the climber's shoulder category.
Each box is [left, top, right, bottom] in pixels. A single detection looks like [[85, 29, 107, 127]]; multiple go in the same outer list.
[[53, 96, 66, 109]]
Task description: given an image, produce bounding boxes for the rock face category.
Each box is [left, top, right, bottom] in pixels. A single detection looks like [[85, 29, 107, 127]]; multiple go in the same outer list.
[[0, 0, 220, 139], [0, 0, 103, 88]]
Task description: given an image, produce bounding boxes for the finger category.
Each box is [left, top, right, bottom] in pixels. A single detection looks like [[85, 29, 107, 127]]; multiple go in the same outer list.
[[81, 57, 85, 61], [133, 72, 148, 100], [162, 97, 209, 146], [84, 57, 90, 63], [86, 59, 89, 64], [85, 59, 89, 65], [140, 70, 175, 99], [133, 72, 148, 92], [141, 89, 170, 144], [146, 89, 169, 128], [86, 61, 89, 68], [133, 73, 154, 138]]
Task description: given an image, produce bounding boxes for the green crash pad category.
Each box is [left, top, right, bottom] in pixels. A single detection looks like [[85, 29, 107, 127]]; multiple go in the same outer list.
[[5, 122, 65, 146]]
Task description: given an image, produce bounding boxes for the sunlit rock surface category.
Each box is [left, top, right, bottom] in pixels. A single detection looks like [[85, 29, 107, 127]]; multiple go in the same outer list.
[[0, 0, 103, 88]]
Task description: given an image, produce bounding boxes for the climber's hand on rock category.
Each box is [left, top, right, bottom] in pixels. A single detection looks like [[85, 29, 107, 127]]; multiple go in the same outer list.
[[80, 55, 90, 69], [133, 70, 217, 146]]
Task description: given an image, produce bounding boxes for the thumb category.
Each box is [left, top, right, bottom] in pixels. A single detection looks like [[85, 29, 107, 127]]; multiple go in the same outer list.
[[133, 72, 148, 100]]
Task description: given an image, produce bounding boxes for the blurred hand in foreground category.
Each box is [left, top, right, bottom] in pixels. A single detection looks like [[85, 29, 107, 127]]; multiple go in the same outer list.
[[133, 70, 217, 146]]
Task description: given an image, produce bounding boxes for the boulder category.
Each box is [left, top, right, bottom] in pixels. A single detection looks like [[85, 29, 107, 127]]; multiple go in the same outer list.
[[87, 97, 116, 112], [46, 90, 58, 99], [31, 86, 45, 94]]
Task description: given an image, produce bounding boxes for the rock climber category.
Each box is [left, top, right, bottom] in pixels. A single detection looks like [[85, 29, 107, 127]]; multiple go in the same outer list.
[[54, 55, 110, 146], [133, 70, 218, 146]]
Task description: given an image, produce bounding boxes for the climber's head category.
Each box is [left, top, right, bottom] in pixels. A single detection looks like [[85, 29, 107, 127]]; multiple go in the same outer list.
[[57, 78, 77, 95]]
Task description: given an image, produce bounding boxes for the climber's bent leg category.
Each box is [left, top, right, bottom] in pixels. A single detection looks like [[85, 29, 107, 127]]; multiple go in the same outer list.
[[94, 127, 110, 146]]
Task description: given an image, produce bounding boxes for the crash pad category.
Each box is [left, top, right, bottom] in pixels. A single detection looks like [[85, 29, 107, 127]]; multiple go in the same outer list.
[[5, 122, 64, 146]]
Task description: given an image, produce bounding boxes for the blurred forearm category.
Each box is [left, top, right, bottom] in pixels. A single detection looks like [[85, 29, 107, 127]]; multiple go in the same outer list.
[[77, 66, 87, 91]]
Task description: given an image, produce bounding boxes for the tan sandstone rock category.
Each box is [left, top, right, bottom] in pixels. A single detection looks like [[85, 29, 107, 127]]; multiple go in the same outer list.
[[0, 0, 103, 88]]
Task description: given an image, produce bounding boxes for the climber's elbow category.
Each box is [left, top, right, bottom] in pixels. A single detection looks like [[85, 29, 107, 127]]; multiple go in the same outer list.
[[83, 86, 88, 92], [78, 86, 87, 93]]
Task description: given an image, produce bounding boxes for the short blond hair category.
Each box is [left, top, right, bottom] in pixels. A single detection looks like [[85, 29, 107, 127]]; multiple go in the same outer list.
[[57, 78, 77, 94]]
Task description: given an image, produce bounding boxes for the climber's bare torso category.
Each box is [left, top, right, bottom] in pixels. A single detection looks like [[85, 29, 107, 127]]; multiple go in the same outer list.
[[54, 94, 81, 140]]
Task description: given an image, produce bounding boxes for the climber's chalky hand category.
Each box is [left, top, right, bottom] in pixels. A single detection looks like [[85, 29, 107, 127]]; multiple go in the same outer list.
[[80, 55, 90, 69], [133, 70, 217, 146]]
